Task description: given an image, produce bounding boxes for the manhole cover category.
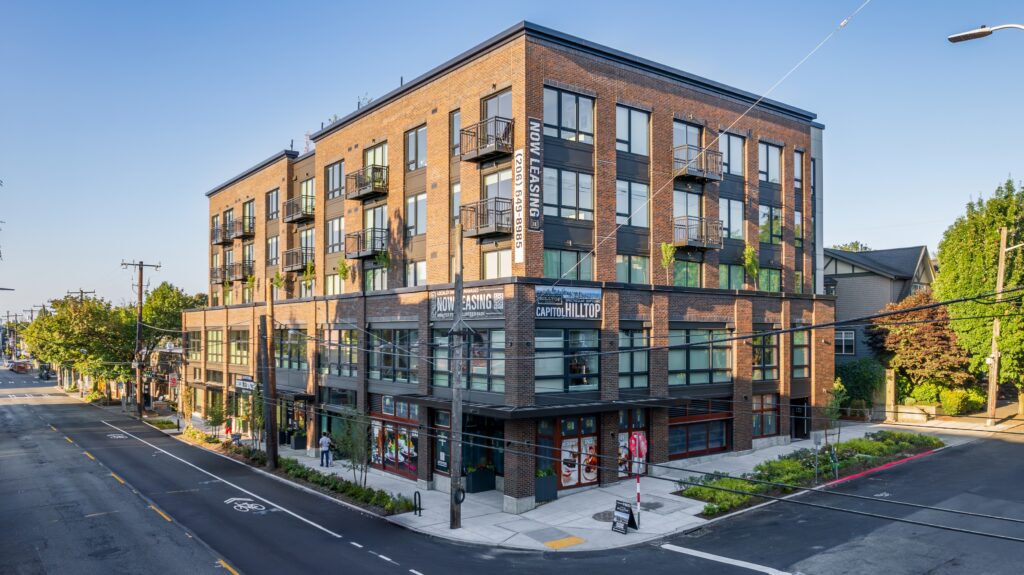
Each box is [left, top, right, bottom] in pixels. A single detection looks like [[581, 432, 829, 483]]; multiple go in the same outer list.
[[592, 511, 614, 522], [640, 501, 663, 511]]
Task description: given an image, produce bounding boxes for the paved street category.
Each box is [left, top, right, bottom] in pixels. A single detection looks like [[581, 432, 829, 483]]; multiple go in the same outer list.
[[3, 368, 1024, 574]]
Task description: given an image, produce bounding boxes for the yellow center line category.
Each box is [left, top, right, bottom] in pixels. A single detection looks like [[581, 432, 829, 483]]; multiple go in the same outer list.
[[110, 472, 125, 485], [64, 436, 74, 444], [217, 559, 241, 575], [149, 505, 172, 522], [83, 451, 95, 460]]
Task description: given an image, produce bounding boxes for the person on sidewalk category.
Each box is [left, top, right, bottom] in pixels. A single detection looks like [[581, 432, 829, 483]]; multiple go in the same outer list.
[[319, 432, 332, 467]]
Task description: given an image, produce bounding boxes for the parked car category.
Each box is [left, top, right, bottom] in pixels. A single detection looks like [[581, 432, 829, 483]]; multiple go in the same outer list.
[[10, 361, 30, 374]]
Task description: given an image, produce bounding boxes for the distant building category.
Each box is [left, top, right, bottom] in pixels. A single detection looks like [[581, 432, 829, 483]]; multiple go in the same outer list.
[[824, 246, 934, 364]]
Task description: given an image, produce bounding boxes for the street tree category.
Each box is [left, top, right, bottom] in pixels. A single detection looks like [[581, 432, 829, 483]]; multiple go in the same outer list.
[[334, 408, 371, 487], [831, 241, 872, 252]]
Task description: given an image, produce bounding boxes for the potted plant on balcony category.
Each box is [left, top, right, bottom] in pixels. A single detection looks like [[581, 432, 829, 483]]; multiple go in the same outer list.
[[535, 467, 557, 503], [464, 462, 496, 493], [373, 250, 391, 270]]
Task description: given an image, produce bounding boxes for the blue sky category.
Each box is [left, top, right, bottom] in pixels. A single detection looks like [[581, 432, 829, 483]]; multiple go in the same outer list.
[[1, 0, 1022, 313]]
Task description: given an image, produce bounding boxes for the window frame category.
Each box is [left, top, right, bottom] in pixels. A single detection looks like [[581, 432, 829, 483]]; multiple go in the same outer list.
[[543, 166, 594, 220], [266, 189, 279, 220], [483, 249, 512, 279], [615, 254, 649, 284], [206, 330, 223, 363], [273, 328, 308, 370], [228, 330, 249, 366], [543, 249, 593, 281], [534, 329, 600, 393], [406, 259, 427, 287], [326, 217, 344, 253], [543, 87, 594, 144], [405, 193, 427, 239], [792, 329, 810, 378], [758, 268, 782, 293], [318, 328, 358, 378], [836, 330, 856, 355], [752, 394, 779, 438], [326, 161, 345, 199], [618, 329, 649, 389], [668, 329, 733, 385], [758, 205, 783, 245], [450, 110, 461, 156], [719, 198, 745, 241], [758, 142, 782, 184], [363, 264, 388, 292], [405, 125, 427, 172], [720, 133, 745, 176], [615, 105, 650, 156], [266, 235, 279, 266], [615, 179, 649, 227], [794, 150, 804, 189], [719, 263, 745, 290], [752, 334, 779, 381], [673, 260, 701, 288], [432, 328, 505, 392], [367, 328, 419, 383]]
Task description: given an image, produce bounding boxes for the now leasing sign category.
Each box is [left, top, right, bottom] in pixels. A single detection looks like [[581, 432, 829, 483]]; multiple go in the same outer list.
[[513, 117, 544, 264]]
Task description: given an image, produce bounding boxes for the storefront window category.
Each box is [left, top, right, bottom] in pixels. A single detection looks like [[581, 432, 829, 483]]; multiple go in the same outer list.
[[372, 396, 419, 479], [668, 329, 732, 385], [752, 394, 779, 438], [668, 399, 732, 459], [618, 409, 648, 477], [554, 415, 600, 489], [535, 329, 600, 393], [273, 328, 307, 370]]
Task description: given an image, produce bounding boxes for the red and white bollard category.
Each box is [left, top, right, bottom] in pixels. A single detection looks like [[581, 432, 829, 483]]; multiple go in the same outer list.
[[635, 471, 641, 528]]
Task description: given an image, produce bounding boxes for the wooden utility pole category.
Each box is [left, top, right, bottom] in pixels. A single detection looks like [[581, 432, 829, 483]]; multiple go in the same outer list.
[[263, 283, 278, 469], [121, 261, 160, 418], [450, 223, 466, 529], [66, 289, 95, 302]]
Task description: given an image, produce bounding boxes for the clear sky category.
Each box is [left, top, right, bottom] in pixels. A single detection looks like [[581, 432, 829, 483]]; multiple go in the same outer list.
[[1, 0, 1022, 315]]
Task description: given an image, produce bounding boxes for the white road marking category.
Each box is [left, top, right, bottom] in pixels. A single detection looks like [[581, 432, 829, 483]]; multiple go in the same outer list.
[[100, 421, 343, 539], [350, 542, 363, 548], [661, 544, 792, 575], [410, 570, 426, 575], [378, 554, 394, 563]]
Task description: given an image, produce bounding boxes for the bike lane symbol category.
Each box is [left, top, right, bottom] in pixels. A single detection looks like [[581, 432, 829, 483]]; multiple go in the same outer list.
[[225, 497, 268, 513]]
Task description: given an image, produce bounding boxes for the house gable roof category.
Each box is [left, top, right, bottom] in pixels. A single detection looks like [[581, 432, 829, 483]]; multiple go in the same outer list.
[[824, 246, 931, 281]]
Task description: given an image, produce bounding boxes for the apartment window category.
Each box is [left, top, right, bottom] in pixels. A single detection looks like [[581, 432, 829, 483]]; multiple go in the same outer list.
[[616, 180, 649, 227], [367, 329, 419, 383], [674, 260, 701, 288], [759, 205, 782, 244], [186, 331, 202, 361], [543, 87, 594, 144], [210, 291, 219, 307], [752, 334, 779, 381], [450, 110, 461, 156], [364, 142, 388, 167], [752, 394, 779, 438], [432, 329, 505, 392], [483, 249, 511, 279], [719, 264, 745, 290], [266, 236, 279, 266], [535, 329, 599, 393], [719, 133, 745, 176], [483, 90, 512, 119], [300, 177, 315, 204], [223, 208, 234, 230], [758, 268, 781, 293], [206, 330, 223, 363], [483, 169, 512, 199], [792, 330, 810, 378], [364, 265, 387, 292], [543, 167, 593, 220], [615, 254, 649, 284], [273, 328, 307, 370], [326, 217, 344, 253], [229, 330, 249, 366], [451, 182, 461, 224], [794, 271, 803, 294], [318, 328, 357, 377], [325, 272, 343, 296], [242, 200, 255, 229], [618, 330, 649, 389], [758, 142, 782, 184], [242, 286, 252, 304], [543, 249, 593, 281], [794, 210, 803, 248], [222, 285, 234, 306], [299, 279, 315, 298], [326, 161, 344, 199], [669, 329, 732, 385], [406, 260, 427, 287], [616, 105, 649, 155], [719, 198, 745, 240], [266, 189, 279, 220], [794, 151, 804, 189], [405, 193, 427, 238], [405, 125, 427, 171], [674, 188, 702, 222], [836, 330, 856, 355], [206, 370, 223, 385]]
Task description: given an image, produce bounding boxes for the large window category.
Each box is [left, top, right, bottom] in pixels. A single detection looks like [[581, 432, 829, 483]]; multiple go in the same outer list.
[[719, 198, 745, 240], [186, 331, 202, 361], [206, 330, 223, 363], [616, 180, 649, 227], [719, 264, 744, 290], [752, 334, 779, 381], [759, 205, 782, 244], [674, 121, 701, 150], [450, 110, 461, 156], [543, 87, 594, 144], [719, 133, 745, 176], [483, 169, 512, 199], [616, 254, 649, 284], [752, 394, 779, 438], [543, 167, 593, 220], [669, 329, 732, 385], [406, 260, 427, 287], [483, 249, 511, 279], [668, 399, 732, 459], [544, 249, 592, 281], [836, 330, 856, 355], [367, 329, 419, 383], [325, 272, 343, 296], [616, 105, 649, 155], [228, 330, 249, 366], [431, 329, 505, 392], [794, 150, 804, 189], [364, 265, 387, 292], [618, 330, 649, 389], [535, 329, 599, 393], [364, 141, 387, 167], [318, 328, 357, 377], [794, 210, 803, 248], [405, 193, 427, 238], [405, 125, 427, 171], [758, 268, 781, 293], [674, 260, 701, 288], [266, 235, 279, 266], [300, 177, 315, 202], [326, 161, 344, 199], [274, 328, 308, 370], [326, 217, 344, 253], [266, 189, 279, 220], [758, 142, 782, 184], [792, 330, 810, 378]]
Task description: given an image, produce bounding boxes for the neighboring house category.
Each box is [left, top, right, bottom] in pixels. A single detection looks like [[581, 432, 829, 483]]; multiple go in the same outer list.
[[824, 246, 934, 364]]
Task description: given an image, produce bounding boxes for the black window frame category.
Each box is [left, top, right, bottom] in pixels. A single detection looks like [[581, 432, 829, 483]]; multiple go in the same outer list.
[[615, 105, 649, 155], [405, 193, 427, 239], [543, 249, 593, 281], [719, 263, 745, 290], [719, 198, 745, 241], [758, 268, 782, 293], [534, 329, 600, 393], [618, 329, 649, 389], [758, 141, 782, 184], [266, 235, 279, 266], [615, 254, 649, 284], [792, 329, 810, 378], [273, 328, 308, 370], [794, 150, 804, 190], [752, 394, 779, 438], [326, 217, 343, 254], [326, 160, 345, 199], [673, 260, 701, 288], [405, 125, 427, 172], [752, 334, 779, 381], [720, 133, 745, 176], [759, 205, 783, 245], [367, 328, 419, 384], [266, 188, 279, 220], [450, 110, 461, 156], [543, 166, 594, 220], [615, 179, 649, 227], [668, 329, 733, 385], [431, 328, 506, 393], [317, 328, 357, 378], [543, 87, 594, 144]]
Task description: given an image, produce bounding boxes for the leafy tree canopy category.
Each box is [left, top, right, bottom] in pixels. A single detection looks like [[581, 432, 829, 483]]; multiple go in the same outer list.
[[831, 241, 872, 252]]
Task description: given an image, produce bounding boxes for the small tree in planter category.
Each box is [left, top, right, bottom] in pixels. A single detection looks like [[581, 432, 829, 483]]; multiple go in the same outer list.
[[465, 462, 496, 493], [335, 408, 371, 487], [205, 401, 225, 439], [660, 242, 677, 285], [535, 467, 557, 502]]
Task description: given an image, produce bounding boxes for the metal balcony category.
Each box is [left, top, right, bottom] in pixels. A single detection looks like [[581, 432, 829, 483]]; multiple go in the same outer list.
[[211, 226, 231, 245], [228, 261, 254, 281], [210, 266, 226, 284], [282, 247, 315, 272], [345, 165, 389, 200], [460, 117, 514, 162], [283, 195, 315, 224], [461, 197, 513, 238], [229, 217, 256, 239], [345, 228, 388, 259], [673, 145, 723, 182], [673, 216, 723, 249]]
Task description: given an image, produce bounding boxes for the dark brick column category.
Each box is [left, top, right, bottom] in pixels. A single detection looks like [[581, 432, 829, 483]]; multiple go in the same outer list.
[[648, 407, 668, 466], [598, 411, 620, 487], [810, 298, 835, 432], [506, 284, 535, 408], [502, 418, 536, 513], [600, 289, 620, 402], [733, 297, 754, 451], [778, 299, 792, 439]]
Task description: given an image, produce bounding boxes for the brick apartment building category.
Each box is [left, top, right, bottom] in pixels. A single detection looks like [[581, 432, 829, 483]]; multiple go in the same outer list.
[[182, 21, 834, 514]]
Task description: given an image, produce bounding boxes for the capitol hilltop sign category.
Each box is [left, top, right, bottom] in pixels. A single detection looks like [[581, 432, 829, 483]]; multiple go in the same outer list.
[[535, 286, 602, 320]]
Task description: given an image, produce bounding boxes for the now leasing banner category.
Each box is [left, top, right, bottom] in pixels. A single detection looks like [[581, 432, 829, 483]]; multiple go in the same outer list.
[[513, 117, 544, 264]]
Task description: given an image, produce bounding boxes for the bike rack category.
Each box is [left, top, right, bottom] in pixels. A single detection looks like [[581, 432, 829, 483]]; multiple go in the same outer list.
[[414, 491, 422, 516]]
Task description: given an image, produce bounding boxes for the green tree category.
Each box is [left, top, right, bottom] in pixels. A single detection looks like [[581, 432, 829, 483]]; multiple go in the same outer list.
[[660, 242, 676, 284], [205, 401, 225, 438], [334, 408, 371, 487], [743, 244, 759, 289], [831, 241, 872, 252]]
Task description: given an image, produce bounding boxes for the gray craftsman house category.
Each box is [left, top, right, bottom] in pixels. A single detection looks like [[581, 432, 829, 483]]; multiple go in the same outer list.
[[824, 246, 935, 364]]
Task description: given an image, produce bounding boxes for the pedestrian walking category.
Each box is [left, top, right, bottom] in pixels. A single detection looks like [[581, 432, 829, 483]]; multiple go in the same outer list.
[[319, 432, 331, 467]]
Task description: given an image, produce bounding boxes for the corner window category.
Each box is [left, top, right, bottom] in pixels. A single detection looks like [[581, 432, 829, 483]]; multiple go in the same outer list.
[[483, 249, 512, 279], [616, 254, 649, 284], [836, 330, 856, 355], [543, 167, 593, 220], [615, 105, 649, 155], [618, 330, 649, 389], [543, 88, 594, 144], [719, 133, 744, 176], [326, 161, 345, 199], [752, 335, 779, 381], [544, 249, 592, 281], [719, 264, 744, 290], [758, 142, 782, 184], [615, 180, 649, 227], [792, 330, 810, 378], [719, 198, 745, 240], [405, 125, 427, 171], [758, 205, 782, 245]]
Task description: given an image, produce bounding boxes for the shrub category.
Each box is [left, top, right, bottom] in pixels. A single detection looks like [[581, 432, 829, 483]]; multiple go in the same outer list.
[[683, 477, 762, 515], [867, 430, 943, 450], [910, 382, 944, 405], [147, 419, 177, 430], [835, 437, 894, 458], [836, 358, 885, 405], [940, 388, 971, 415], [848, 399, 869, 419], [964, 387, 986, 413], [902, 397, 917, 406], [753, 458, 814, 488]]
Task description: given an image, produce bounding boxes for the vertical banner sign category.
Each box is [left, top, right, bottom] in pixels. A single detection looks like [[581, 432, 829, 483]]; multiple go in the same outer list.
[[513, 149, 526, 264], [527, 117, 543, 231]]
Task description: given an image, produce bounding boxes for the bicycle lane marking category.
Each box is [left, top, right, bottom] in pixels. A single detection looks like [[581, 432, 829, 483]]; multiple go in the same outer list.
[[101, 420, 343, 539]]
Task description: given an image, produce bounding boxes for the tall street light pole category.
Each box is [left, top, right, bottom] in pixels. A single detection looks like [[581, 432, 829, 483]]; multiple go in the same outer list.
[[949, 24, 1024, 43]]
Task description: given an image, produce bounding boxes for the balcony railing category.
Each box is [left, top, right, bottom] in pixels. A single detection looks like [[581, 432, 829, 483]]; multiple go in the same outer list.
[[282, 247, 314, 273], [673, 216, 723, 249], [228, 261, 254, 281], [345, 228, 388, 259], [345, 165, 389, 200], [283, 195, 315, 223], [461, 197, 513, 238], [460, 117, 514, 162], [211, 226, 230, 245], [210, 266, 226, 284], [228, 217, 256, 239], [673, 145, 723, 181]]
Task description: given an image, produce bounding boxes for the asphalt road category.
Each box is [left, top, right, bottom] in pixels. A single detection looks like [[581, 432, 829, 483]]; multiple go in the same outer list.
[[3, 367, 1024, 575]]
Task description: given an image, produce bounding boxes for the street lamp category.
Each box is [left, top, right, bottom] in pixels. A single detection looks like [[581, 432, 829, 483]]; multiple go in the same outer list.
[[948, 24, 1024, 43]]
